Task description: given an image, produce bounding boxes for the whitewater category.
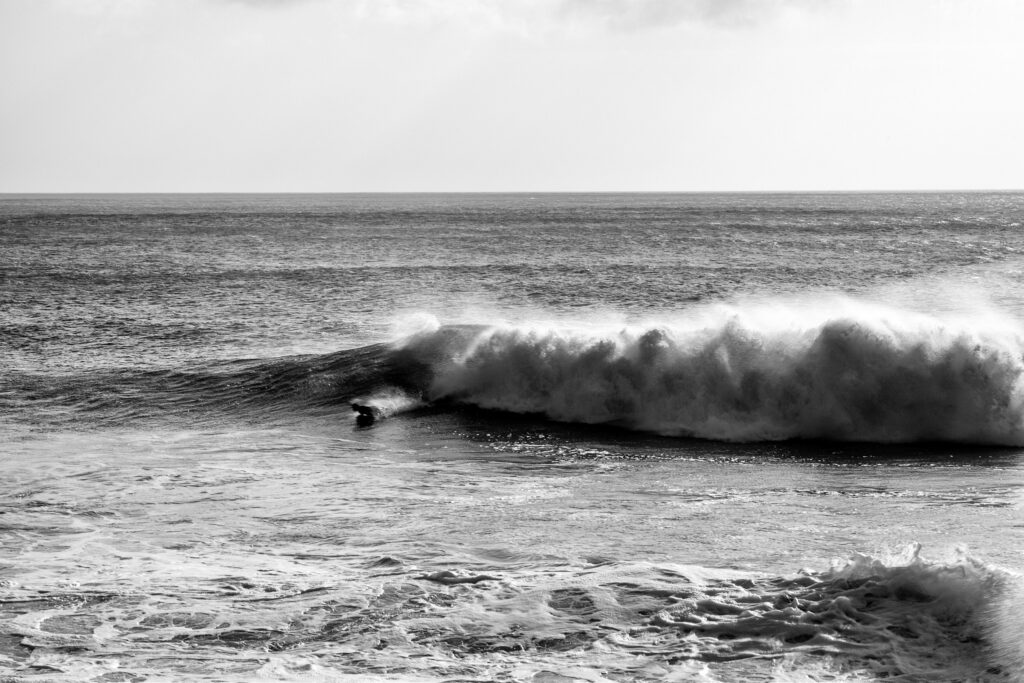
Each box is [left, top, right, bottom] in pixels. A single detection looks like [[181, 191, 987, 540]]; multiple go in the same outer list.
[[393, 299, 1024, 444], [2, 192, 1024, 681]]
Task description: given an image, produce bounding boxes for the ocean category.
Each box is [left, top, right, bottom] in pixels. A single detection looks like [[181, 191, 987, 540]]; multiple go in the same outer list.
[[2, 192, 1024, 682]]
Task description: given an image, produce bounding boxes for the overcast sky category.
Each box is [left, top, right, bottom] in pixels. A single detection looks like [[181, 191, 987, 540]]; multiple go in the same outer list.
[[1, 0, 1021, 192]]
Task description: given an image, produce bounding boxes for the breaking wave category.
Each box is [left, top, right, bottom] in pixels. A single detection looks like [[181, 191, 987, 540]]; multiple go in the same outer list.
[[13, 297, 1024, 445], [399, 299, 1024, 444]]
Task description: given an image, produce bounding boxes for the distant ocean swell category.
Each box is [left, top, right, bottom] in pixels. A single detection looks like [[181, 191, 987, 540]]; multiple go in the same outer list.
[[20, 298, 1024, 445]]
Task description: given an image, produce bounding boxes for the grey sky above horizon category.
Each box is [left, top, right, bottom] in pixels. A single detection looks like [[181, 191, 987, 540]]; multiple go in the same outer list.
[[1, 0, 1021, 192]]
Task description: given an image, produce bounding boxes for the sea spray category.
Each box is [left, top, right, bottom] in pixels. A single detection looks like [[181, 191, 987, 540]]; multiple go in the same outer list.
[[352, 387, 425, 419], [397, 299, 1024, 444]]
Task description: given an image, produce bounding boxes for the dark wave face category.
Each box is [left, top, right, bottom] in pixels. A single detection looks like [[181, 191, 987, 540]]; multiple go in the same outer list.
[[3, 344, 418, 430]]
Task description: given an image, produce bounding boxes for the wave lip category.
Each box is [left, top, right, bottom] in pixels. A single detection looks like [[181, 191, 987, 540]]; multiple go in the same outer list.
[[401, 301, 1024, 445]]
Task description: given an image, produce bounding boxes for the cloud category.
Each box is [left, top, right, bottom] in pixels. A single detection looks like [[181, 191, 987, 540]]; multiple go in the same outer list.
[[556, 0, 832, 30], [219, 0, 319, 6], [210, 0, 832, 31]]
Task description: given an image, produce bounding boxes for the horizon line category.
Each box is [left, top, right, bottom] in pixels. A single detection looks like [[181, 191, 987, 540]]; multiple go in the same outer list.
[[2, 188, 1023, 196]]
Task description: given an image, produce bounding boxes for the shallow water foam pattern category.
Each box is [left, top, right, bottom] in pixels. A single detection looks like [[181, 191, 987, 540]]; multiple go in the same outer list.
[[2, 426, 1024, 681]]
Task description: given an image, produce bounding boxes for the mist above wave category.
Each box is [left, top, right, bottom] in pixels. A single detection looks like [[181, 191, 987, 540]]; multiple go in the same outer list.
[[397, 298, 1024, 444]]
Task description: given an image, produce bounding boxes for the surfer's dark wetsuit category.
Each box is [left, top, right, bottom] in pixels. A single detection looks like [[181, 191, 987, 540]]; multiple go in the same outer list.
[[352, 403, 377, 426]]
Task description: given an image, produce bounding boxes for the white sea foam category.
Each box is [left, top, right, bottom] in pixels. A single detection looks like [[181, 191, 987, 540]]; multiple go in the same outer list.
[[384, 545, 1021, 681], [398, 297, 1024, 444], [354, 387, 425, 417]]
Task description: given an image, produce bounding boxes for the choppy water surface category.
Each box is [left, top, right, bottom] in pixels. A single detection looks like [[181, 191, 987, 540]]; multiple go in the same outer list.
[[3, 193, 1024, 681]]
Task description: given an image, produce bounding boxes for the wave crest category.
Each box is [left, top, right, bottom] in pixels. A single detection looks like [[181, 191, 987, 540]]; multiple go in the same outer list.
[[399, 301, 1024, 444]]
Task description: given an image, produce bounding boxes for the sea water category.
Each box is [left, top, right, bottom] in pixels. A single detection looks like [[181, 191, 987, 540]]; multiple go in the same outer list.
[[2, 192, 1024, 681]]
